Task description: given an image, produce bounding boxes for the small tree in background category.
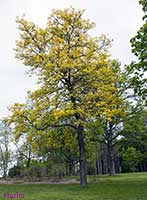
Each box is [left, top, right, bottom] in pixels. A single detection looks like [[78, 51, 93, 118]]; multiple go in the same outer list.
[[0, 119, 12, 179]]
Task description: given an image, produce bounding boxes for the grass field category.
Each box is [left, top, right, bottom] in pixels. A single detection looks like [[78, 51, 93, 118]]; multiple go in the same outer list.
[[0, 172, 147, 200]]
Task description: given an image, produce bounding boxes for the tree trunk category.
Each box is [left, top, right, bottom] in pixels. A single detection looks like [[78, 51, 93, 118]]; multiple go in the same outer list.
[[69, 160, 75, 176], [96, 143, 103, 175], [107, 141, 115, 175], [96, 159, 103, 175], [3, 165, 7, 180], [106, 122, 115, 176], [77, 124, 87, 186], [115, 157, 122, 173], [26, 157, 31, 168]]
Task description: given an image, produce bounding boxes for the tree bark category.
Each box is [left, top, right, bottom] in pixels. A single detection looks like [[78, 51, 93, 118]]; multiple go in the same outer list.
[[69, 160, 75, 176], [3, 164, 7, 180], [77, 124, 87, 186], [107, 141, 115, 175], [106, 122, 116, 176], [96, 159, 103, 175], [96, 143, 103, 175], [26, 157, 31, 168]]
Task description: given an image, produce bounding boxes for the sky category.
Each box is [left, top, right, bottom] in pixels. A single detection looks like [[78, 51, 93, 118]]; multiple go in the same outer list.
[[0, 0, 143, 117]]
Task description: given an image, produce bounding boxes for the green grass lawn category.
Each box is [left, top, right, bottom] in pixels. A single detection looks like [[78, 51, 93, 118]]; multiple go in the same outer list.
[[0, 172, 147, 200]]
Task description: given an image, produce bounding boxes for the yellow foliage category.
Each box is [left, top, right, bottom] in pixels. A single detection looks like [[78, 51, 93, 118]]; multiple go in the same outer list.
[[9, 8, 128, 153]]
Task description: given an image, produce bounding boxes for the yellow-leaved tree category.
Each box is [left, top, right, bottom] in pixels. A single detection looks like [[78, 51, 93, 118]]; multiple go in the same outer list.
[[10, 8, 126, 186]]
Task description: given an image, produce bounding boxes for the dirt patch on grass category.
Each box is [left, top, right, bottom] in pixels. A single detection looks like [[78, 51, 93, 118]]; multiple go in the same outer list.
[[0, 178, 79, 184]]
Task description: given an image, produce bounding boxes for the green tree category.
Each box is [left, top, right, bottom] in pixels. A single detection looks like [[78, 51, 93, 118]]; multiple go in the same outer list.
[[128, 0, 147, 100], [139, 0, 147, 13], [122, 147, 143, 172], [119, 105, 147, 172]]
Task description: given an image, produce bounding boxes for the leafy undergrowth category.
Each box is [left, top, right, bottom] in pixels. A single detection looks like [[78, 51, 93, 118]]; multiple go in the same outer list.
[[0, 172, 146, 200]]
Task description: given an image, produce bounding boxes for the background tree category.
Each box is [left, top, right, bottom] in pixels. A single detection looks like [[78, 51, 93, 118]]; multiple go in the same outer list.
[[127, 0, 147, 100], [119, 105, 147, 172], [0, 119, 12, 179], [89, 60, 128, 175], [15, 138, 34, 168], [122, 147, 143, 172]]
